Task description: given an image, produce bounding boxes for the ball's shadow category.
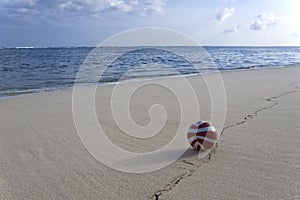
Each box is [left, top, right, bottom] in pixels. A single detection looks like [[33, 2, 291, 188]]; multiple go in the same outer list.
[[116, 147, 211, 171]]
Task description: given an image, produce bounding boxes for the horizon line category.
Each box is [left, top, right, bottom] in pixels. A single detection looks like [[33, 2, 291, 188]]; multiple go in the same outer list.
[[1, 45, 300, 49]]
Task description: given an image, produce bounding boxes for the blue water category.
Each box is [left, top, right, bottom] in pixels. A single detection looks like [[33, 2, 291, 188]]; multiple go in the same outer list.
[[0, 46, 300, 97]]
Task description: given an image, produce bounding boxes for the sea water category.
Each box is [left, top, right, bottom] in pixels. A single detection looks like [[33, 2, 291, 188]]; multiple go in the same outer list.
[[0, 46, 299, 97]]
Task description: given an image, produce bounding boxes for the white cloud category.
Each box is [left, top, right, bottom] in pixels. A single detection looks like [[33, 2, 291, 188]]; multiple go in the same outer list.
[[223, 0, 235, 3], [57, 0, 168, 17], [223, 25, 239, 34], [0, 0, 38, 18], [216, 7, 235, 22], [58, 0, 134, 14], [250, 13, 285, 31], [0, 0, 168, 20], [142, 0, 167, 16], [58, 1, 82, 12], [1, 0, 38, 8]]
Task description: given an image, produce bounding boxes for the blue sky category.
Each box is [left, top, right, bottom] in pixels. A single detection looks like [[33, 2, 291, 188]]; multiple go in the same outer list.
[[0, 0, 299, 47]]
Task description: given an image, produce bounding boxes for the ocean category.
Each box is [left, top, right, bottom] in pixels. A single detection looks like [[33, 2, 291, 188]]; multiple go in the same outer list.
[[0, 46, 300, 97]]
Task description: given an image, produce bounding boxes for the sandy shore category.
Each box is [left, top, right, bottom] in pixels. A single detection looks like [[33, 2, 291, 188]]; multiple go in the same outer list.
[[1, 66, 300, 199]]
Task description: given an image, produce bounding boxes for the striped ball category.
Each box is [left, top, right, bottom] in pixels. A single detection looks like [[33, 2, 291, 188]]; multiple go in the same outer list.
[[187, 121, 218, 151]]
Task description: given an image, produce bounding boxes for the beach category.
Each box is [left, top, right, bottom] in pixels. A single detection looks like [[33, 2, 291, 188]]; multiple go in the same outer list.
[[0, 66, 300, 199]]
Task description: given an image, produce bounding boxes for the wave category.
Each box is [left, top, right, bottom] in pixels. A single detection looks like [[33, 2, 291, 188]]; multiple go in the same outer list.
[[16, 47, 35, 49]]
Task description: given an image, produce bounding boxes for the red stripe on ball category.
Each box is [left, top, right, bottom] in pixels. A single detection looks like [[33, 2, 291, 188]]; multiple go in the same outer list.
[[190, 138, 204, 148], [197, 122, 210, 129]]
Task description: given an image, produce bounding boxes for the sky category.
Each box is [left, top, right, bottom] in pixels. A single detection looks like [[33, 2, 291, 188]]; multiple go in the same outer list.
[[0, 0, 299, 47]]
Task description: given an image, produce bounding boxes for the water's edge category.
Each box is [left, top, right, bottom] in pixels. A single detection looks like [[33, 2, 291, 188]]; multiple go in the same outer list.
[[1, 64, 298, 100]]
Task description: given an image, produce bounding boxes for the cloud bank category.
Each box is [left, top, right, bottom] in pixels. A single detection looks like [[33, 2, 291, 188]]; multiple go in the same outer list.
[[58, 0, 135, 14], [0, 0, 168, 20]]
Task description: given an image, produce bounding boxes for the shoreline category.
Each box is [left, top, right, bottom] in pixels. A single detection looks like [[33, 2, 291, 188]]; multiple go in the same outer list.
[[1, 64, 299, 100]]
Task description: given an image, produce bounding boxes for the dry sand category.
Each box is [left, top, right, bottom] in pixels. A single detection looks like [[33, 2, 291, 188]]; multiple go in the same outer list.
[[0, 66, 300, 199]]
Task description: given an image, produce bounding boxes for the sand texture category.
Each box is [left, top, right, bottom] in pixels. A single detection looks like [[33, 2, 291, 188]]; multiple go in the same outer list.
[[0, 66, 300, 199]]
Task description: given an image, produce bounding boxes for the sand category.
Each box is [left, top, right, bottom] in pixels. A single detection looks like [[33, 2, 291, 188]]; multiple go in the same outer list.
[[0, 66, 300, 199]]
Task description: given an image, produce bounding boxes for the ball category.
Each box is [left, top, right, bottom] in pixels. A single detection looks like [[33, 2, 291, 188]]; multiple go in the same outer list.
[[187, 121, 218, 151]]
